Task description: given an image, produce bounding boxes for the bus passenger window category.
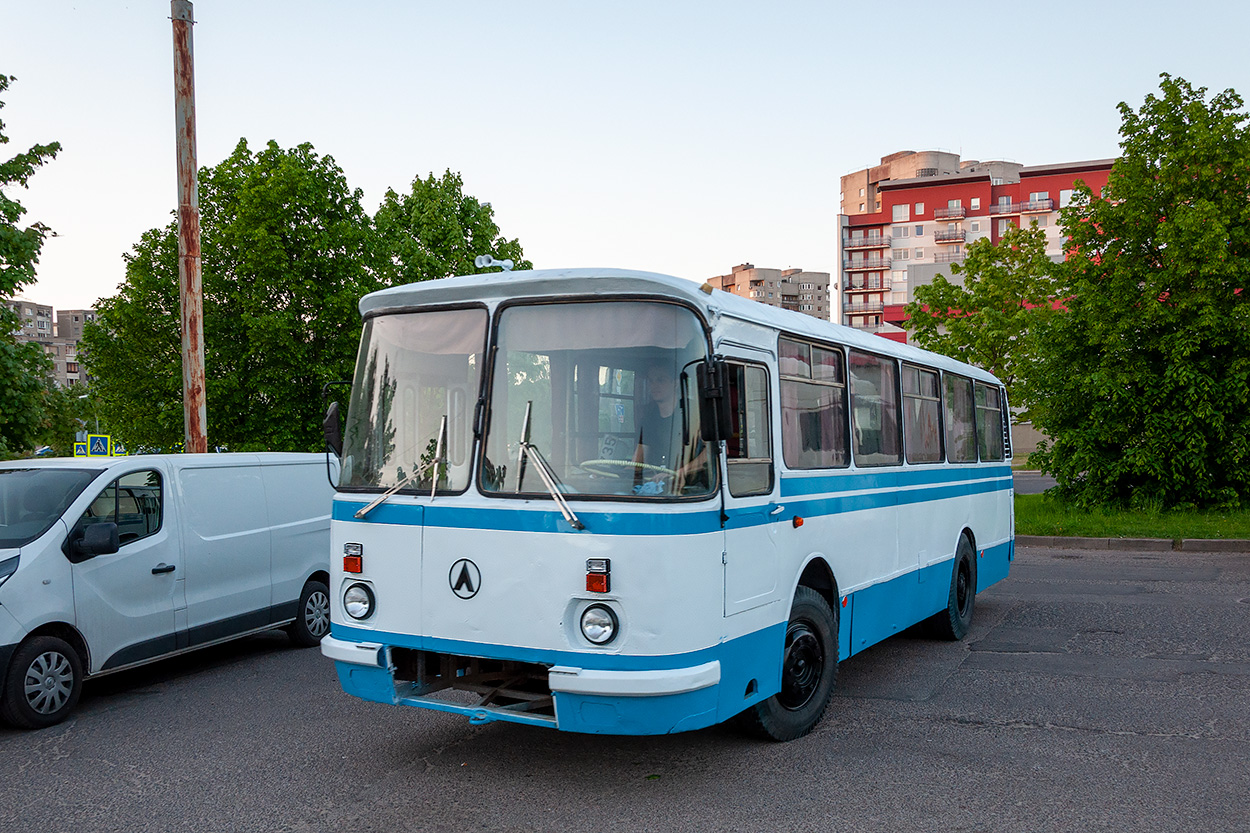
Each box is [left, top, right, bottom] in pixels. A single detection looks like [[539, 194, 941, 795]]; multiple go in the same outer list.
[[779, 338, 848, 469], [975, 383, 1005, 462], [943, 374, 977, 463], [726, 364, 773, 496], [903, 365, 943, 463], [850, 351, 902, 466]]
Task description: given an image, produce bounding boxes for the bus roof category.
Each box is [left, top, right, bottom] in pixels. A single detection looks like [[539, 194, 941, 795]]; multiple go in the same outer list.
[[359, 268, 1005, 387]]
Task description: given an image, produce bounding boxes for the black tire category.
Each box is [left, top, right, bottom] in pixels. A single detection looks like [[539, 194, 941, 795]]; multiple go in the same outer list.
[[739, 586, 839, 742], [930, 535, 977, 641], [287, 579, 331, 647], [1, 635, 85, 730]]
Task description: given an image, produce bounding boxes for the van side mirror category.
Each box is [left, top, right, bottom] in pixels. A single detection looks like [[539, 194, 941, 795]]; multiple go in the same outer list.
[[323, 401, 343, 457], [68, 523, 120, 562], [697, 358, 732, 443]]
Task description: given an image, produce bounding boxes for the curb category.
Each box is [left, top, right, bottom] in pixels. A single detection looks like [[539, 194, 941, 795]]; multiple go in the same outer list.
[[1016, 535, 1250, 553]]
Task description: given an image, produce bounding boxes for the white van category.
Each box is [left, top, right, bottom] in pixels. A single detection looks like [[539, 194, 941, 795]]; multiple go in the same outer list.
[[0, 453, 335, 729]]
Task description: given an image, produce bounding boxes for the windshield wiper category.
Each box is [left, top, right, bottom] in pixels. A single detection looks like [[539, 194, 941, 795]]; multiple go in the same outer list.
[[354, 415, 447, 520], [516, 401, 585, 531]]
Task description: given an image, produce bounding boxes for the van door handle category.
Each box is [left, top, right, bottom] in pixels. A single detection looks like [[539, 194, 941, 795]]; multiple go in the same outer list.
[[152, 563, 176, 575]]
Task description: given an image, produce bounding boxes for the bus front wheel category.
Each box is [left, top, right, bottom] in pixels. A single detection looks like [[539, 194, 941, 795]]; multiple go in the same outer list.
[[740, 586, 838, 742]]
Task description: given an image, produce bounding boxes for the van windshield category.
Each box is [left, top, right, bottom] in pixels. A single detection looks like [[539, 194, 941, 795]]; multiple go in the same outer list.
[[0, 468, 102, 548]]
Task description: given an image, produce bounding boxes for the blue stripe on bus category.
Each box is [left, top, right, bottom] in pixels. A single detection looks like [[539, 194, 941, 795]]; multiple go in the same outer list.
[[332, 466, 1014, 535], [779, 465, 1013, 498]]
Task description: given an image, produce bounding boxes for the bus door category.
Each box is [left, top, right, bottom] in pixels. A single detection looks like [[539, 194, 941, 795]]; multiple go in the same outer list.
[[719, 356, 780, 616]]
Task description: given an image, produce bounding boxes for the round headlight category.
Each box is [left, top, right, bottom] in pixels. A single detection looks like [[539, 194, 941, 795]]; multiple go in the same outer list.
[[343, 583, 375, 620], [580, 604, 618, 645]]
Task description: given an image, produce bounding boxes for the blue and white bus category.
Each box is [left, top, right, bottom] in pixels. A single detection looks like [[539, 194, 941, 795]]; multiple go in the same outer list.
[[320, 268, 1013, 740]]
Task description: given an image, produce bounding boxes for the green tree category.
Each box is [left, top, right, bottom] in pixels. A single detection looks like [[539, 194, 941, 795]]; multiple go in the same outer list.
[[84, 147, 534, 454], [1030, 74, 1250, 509], [374, 170, 530, 283], [0, 73, 61, 457], [904, 223, 1058, 412], [84, 139, 379, 452]]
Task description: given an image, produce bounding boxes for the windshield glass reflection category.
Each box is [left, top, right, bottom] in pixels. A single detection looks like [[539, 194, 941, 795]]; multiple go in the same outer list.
[[340, 308, 486, 493], [481, 301, 716, 500]]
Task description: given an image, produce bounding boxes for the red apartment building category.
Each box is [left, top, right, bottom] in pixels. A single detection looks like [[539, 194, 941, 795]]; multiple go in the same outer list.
[[838, 152, 1112, 342]]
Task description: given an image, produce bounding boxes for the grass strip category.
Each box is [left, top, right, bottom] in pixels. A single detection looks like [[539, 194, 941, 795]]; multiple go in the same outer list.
[[1015, 493, 1250, 540]]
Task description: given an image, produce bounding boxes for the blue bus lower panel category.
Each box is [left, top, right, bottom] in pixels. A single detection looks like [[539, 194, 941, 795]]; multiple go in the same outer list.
[[331, 539, 1013, 735]]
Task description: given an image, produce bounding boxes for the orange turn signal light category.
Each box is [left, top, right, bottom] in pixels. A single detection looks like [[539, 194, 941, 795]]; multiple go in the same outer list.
[[344, 555, 363, 574], [792, 516, 804, 528], [586, 558, 611, 593]]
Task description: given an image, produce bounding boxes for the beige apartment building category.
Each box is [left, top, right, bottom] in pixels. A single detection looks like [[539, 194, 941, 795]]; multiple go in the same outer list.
[[712, 263, 832, 320], [4, 298, 95, 388]]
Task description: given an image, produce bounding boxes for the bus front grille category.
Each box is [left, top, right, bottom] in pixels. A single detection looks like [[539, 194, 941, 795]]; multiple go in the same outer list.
[[390, 648, 556, 719]]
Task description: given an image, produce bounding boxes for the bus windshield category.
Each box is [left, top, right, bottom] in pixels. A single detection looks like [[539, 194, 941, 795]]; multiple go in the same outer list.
[[340, 307, 487, 493], [481, 300, 717, 499]]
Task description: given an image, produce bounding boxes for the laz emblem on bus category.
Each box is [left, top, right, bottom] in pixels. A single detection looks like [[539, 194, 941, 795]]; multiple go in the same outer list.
[[449, 559, 481, 599]]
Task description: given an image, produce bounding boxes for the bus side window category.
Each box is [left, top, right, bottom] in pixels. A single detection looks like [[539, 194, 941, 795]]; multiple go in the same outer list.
[[725, 363, 773, 497], [943, 374, 977, 463], [849, 351, 902, 466], [903, 365, 943, 463], [974, 382, 1005, 462]]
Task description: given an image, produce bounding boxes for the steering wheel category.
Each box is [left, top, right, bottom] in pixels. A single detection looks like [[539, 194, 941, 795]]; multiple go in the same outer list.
[[578, 459, 677, 479]]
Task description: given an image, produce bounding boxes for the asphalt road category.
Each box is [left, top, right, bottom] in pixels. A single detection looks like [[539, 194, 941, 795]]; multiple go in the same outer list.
[[2, 545, 1247, 833], [1012, 470, 1057, 494]]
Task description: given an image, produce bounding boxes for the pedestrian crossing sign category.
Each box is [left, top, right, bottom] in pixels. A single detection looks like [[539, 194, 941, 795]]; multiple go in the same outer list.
[[87, 434, 111, 457], [74, 442, 89, 457]]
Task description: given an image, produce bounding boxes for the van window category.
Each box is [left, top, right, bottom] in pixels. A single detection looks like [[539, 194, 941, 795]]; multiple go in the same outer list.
[[74, 470, 163, 546]]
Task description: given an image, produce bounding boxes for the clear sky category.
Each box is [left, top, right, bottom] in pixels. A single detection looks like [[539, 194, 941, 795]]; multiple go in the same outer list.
[[2, 0, 1248, 312]]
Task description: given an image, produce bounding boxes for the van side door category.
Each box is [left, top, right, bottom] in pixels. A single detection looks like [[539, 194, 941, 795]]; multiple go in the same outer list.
[[69, 467, 181, 673], [178, 464, 273, 646]]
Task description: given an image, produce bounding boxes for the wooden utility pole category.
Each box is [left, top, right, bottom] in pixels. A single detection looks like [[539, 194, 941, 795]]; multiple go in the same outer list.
[[172, 0, 207, 452]]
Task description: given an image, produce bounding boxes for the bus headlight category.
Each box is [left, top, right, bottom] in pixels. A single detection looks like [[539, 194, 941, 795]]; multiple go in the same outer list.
[[580, 604, 618, 645], [344, 583, 376, 620]]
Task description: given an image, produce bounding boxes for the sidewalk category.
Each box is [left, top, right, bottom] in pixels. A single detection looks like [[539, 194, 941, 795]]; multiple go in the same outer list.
[[1016, 535, 1250, 552]]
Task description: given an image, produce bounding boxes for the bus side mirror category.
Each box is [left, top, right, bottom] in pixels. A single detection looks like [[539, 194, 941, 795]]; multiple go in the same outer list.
[[697, 359, 732, 443], [323, 401, 343, 458]]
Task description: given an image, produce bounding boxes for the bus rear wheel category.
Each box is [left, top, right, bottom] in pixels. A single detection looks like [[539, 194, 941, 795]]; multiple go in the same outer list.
[[740, 586, 838, 742], [930, 535, 977, 640]]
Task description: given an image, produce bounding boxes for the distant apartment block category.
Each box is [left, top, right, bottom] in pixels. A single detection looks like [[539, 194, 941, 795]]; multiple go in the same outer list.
[[4, 298, 95, 388], [713, 263, 832, 320], [837, 151, 1113, 342]]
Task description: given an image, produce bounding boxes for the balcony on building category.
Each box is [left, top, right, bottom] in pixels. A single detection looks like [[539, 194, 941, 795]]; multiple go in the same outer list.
[[842, 234, 891, 250], [933, 229, 967, 244], [933, 206, 966, 220], [843, 257, 891, 272], [1019, 198, 1055, 213], [843, 301, 885, 315], [933, 251, 965, 263]]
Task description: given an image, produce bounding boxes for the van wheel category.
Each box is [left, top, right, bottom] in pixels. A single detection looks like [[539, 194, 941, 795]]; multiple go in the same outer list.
[[930, 536, 977, 640], [288, 580, 331, 647], [1, 635, 84, 730], [738, 586, 839, 742]]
